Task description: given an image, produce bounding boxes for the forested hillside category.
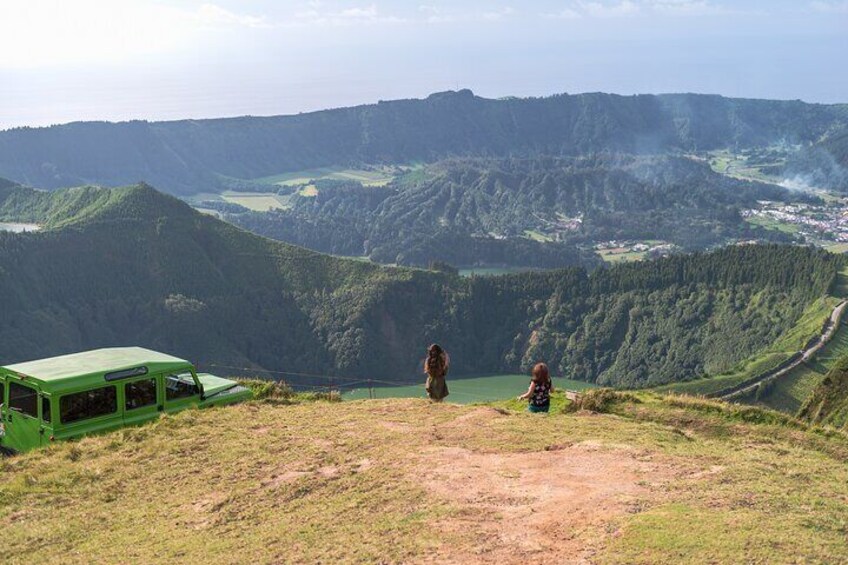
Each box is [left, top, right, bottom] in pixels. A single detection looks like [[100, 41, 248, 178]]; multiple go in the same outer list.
[[799, 356, 848, 430], [0, 183, 840, 388], [785, 128, 848, 190], [1, 91, 846, 195], [231, 155, 803, 267]]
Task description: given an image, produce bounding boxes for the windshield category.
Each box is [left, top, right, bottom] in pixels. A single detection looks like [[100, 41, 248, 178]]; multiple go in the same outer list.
[[165, 372, 200, 400]]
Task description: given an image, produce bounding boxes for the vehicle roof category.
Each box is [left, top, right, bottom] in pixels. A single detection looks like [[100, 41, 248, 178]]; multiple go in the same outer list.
[[2, 347, 192, 389]]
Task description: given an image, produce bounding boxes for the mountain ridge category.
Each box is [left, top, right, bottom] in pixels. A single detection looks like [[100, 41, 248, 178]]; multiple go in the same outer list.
[[2, 91, 847, 195]]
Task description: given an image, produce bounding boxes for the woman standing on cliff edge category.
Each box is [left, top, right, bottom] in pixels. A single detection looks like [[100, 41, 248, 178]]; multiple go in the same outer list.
[[424, 344, 450, 402]]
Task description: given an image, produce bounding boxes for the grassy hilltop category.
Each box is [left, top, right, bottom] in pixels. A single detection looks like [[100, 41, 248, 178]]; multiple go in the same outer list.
[[1, 389, 846, 564]]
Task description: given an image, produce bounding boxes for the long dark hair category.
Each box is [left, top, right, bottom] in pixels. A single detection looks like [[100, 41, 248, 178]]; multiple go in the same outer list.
[[424, 343, 446, 377], [532, 362, 551, 386]]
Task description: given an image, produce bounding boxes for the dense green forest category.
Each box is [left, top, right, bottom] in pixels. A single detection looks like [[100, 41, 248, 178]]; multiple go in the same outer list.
[[230, 155, 805, 267], [1, 91, 846, 195], [0, 182, 840, 388]]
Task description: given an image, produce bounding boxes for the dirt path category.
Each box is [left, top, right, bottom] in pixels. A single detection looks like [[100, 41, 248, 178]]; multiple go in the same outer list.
[[414, 436, 676, 564]]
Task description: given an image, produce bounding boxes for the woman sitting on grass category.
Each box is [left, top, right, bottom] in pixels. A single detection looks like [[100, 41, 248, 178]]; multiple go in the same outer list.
[[424, 343, 450, 402], [518, 362, 553, 413]]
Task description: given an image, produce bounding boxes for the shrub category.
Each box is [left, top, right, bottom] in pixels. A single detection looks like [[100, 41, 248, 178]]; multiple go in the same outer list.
[[238, 378, 294, 401], [570, 389, 641, 413]]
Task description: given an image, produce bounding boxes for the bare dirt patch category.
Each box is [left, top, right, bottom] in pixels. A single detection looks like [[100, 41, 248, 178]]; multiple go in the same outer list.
[[415, 442, 677, 564]]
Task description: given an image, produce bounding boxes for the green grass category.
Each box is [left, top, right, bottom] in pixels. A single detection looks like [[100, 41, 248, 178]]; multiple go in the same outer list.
[[707, 150, 785, 183], [297, 184, 318, 197], [2, 391, 846, 563], [185, 191, 291, 212], [825, 242, 848, 254], [343, 374, 598, 404], [598, 250, 648, 263], [219, 191, 290, 212], [744, 215, 800, 234], [749, 267, 848, 413], [523, 229, 553, 243], [654, 367, 778, 396], [256, 166, 396, 187], [754, 321, 848, 413]]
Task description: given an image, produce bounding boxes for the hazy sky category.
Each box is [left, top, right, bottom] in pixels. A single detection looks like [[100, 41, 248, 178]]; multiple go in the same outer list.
[[0, 0, 846, 129]]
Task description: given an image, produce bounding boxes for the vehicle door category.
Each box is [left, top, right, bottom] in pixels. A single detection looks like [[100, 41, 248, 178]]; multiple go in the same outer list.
[[122, 376, 162, 426], [4, 379, 46, 452], [163, 370, 203, 413]]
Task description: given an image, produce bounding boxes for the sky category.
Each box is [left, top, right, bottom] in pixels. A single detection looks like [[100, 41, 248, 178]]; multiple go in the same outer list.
[[0, 0, 846, 130]]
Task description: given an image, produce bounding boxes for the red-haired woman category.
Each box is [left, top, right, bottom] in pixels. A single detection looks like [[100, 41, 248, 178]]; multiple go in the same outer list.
[[518, 362, 553, 413], [424, 343, 450, 402]]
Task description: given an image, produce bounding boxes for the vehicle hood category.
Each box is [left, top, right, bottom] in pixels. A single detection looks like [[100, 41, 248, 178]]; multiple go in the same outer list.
[[198, 373, 241, 396]]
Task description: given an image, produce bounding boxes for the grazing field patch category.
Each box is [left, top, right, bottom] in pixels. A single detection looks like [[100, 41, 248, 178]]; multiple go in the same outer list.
[[257, 166, 397, 187], [220, 191, 290, 211], [523, 229, 553, 242], [598, 249, 648, 263], [298, 184, 318, 197], [744, 214, 800, 234]]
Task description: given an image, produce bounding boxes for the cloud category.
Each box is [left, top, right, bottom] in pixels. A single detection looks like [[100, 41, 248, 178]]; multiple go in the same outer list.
[[0, 0, 200, 68], [418, 4, 455, 23], [196, 3, 271, 29], [545, 8, 583, 19], [579, 1, 641, 17], [482, 7, 516, 21], [810, 1, 848, 13], [290, 3, 406, 26], [647, 0, 734, 15], [543, 0, 735, 19]]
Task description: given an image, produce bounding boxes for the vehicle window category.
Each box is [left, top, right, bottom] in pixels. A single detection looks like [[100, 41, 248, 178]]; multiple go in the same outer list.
[[60, 387, 117, 424], [42, 396, 51, 423], [165, 372, 199, 400], [125, 379, 157, 410], [9, 382, 38, 418]]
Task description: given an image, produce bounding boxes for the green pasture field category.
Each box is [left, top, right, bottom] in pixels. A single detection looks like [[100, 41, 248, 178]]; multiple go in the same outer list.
[[707, 149, 785, 183], [523, 229, 554, 242], [598, 250, 647, 263], [744, 215, 800, 234], [256, 166, 397, 187], [219, 191, 290, 212], [825, 242, 848, 254], [298, 184, 319, 197], [343, 374, 598, 404], [185, 191, 292, 212]]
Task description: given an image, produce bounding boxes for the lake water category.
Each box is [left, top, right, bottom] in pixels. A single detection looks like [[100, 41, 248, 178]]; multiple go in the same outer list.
[[0, 222, 40, 233], [343, 374, 598, 404]]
